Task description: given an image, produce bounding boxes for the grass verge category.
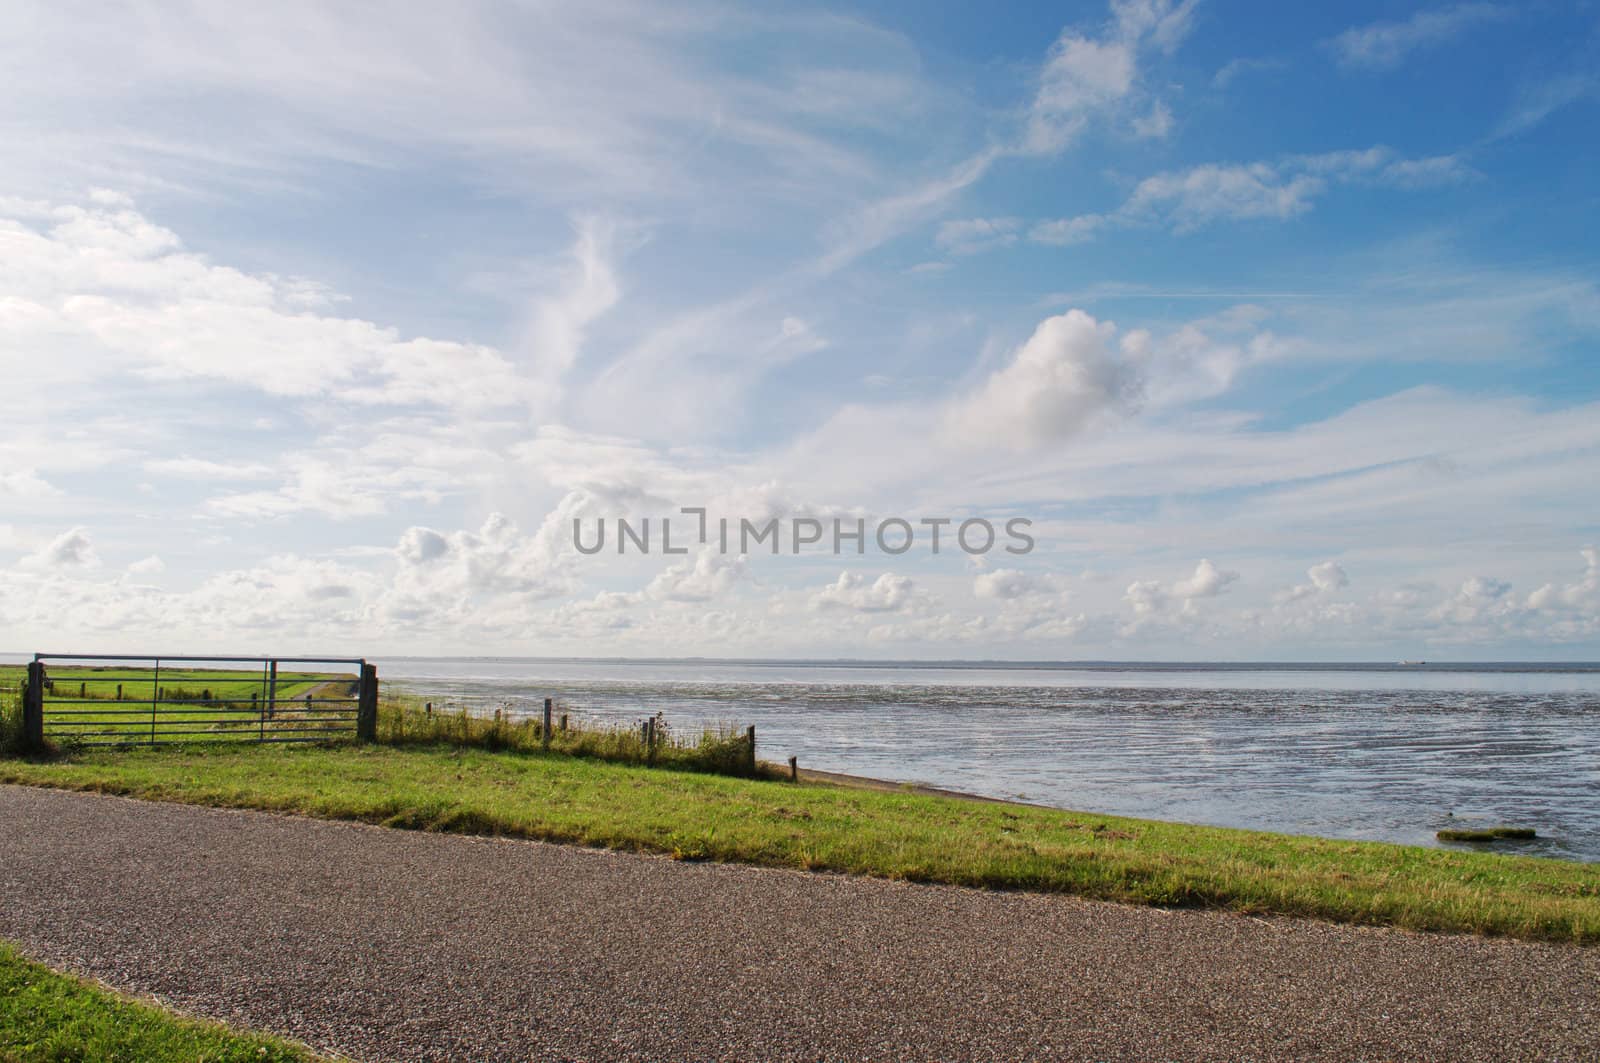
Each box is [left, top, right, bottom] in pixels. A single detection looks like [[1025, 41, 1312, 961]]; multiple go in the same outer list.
[[2, 743, 1597, 944], [0, 941, 319, 1062]]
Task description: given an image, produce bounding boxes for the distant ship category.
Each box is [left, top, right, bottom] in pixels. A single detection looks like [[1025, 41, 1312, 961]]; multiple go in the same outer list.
[[1397, 660, 1427, 666]]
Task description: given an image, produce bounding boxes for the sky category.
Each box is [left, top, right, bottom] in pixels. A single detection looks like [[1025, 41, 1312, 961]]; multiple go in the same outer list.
[[1, 0, 1597, 660]]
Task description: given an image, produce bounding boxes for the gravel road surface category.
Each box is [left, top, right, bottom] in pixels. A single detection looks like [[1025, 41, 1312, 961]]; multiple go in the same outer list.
[[1, 784, 1596, 1061]]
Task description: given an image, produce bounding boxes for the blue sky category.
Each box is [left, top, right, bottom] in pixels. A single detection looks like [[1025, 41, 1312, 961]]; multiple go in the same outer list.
[[1, 0, 1597, 658]]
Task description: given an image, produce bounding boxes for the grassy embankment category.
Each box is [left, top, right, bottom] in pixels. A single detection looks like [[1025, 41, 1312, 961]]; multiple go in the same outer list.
[[0, 941, 320, 1062], [2, 696, 1598, 944]]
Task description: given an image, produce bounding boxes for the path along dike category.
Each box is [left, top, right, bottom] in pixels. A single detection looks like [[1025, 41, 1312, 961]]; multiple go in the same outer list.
[[1, 784, 1596, 1061]]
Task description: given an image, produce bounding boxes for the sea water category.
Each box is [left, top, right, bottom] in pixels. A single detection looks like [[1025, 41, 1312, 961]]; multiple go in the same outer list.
[[376, 658, 1600, 862]]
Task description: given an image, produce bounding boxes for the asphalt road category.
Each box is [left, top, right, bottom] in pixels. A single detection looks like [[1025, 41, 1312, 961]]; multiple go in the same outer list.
[[1, 784, 1596, 1061]]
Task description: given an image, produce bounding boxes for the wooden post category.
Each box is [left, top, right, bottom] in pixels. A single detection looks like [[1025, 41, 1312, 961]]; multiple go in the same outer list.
[[560, 713, 568, 732], [22, 661, 45, 752], [746, 724, 756, 777], [356, 663, 378, 742], [788, 755, 798, 782], [542, 697, 553, 750], [116, 683, 122, 701]]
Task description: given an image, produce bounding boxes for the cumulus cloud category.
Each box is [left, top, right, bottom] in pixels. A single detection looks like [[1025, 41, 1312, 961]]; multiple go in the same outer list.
[[382, 513, 572, 630], [1172, 558, 1239, 599], [1430, 574, 1514, 624], [1329, 4, 1509, 71], [1025, 0, 1196, 153], [0, 469, 59, 497], [1526, 547, 1599, 612], [396, 527, 450, 565], [646, 549, 747, 603], [811, 571, 918, 613], [946, 310, 1142, 449], [1124, 558, 1238, 625], [23, 527, 99, 570], [1287, 560, 1349, 601], [126, 555, 165, 576], [973, 568, 1048, 600]]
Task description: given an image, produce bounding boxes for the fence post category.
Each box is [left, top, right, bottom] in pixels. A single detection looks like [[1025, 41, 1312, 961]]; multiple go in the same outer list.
[[22, 661, 45, 752], [746, 724, 756, 777], [542, 697, 553, 751], [356, 663, 378, 742]]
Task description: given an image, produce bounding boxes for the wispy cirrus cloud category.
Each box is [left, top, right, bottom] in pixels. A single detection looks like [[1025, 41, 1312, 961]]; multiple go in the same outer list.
[[1327, 3, 1510, 71], [1027, 147, 1476, 244]]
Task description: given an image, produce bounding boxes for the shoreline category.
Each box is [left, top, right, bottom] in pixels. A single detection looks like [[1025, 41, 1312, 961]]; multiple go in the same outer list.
[[793, 765, 1039, 806]]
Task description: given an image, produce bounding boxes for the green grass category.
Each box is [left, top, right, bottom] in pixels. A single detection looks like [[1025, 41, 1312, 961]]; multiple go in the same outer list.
[[0, 941, 319, 1062], [2, 742, 1597, 944], [378, 700, 761, 776], [0, 665, 349, 749], [0, 665, 327, 704]]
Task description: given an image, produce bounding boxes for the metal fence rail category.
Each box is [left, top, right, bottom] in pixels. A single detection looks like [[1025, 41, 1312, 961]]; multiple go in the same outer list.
[[20, 654, 378, 750]]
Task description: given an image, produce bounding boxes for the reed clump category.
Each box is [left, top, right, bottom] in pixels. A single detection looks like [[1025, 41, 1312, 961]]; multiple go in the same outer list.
[[373, 699, 768, 779], [1438, 826, 1538, 842], [0, 682, 22, 755]]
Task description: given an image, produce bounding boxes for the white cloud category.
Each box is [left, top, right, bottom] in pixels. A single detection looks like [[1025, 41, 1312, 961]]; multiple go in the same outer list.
[[1430, 574, 1514, 624], [1125, 163, 1323, 229], [973, 568, 1048, 600], [1287, 560, 1349, 600], [1329, 4, 1510, 71], [1376, 154, 1477, 188], [1029, 214, 1107, 246], [945, 310, 1142, 449], [127, 555, 165, 576], [646, 549, 747, 603], [0, 469, 58, 497], [23, 527, 99, 570], [0, 197, 531, 411], [935, 217, 1020, 256], [1492, 74, 1597, 140], [396, 527, 451, 565], [811, 571, 918, 613], [1212, 57, 1285, 89], [1308, 560, 1349, 592], [144, 457, 276, 481], [1131, 100, 1173, 139], [1172, 558, 1239, 599], [1031, 147, 1475, 242], [1526, 547, 1599, 612], [522, 216, 622, 413], [1024, 0, 1195, 153]]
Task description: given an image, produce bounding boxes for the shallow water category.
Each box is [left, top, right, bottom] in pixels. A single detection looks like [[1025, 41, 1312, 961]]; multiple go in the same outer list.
[[377, 658, 1600, 861]]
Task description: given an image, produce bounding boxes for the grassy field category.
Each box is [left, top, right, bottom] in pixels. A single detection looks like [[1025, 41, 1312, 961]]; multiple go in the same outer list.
[[0, 941, 319, 1062], [0, 664, 349, 748], [2, 741, 1597, 944], [0, 664, 330, 702]]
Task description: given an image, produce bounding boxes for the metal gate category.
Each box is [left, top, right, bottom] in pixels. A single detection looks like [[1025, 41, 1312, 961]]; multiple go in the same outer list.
[[19, 654, 378, 750]]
